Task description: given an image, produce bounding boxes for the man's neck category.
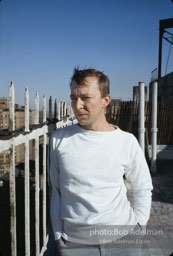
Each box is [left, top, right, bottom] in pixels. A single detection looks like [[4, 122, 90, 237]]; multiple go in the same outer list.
[[78, 121, 115, 132]]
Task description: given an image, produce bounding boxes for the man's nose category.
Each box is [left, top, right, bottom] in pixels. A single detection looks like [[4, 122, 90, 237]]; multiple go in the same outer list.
[[75, 98, 84, 109]]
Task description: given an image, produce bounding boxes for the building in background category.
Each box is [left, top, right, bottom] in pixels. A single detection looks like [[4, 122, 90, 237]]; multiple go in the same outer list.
[[150, 18, 173, 102], [0, 98, 35, 177], [157, 72, 173, 101], [0, 98, 9, 130]]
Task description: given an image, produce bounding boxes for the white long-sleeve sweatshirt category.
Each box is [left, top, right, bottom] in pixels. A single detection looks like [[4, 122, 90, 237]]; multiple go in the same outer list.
[[49, 124, 153, 244]]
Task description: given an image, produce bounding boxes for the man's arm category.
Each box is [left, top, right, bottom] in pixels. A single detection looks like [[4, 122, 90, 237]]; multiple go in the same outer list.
[[125, 136, 153, 225], [48, 133, 63, 240]]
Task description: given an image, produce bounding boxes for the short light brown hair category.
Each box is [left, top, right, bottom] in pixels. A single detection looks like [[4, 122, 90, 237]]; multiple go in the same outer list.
[[70, 67, 110, 98]]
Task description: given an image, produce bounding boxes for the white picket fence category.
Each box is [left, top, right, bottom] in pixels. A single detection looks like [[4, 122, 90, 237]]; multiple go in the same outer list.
[[0, 83, 76, 256]]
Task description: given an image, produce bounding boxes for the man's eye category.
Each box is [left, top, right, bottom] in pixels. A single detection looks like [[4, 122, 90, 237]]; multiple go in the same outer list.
[[82, 97, 91, 100]]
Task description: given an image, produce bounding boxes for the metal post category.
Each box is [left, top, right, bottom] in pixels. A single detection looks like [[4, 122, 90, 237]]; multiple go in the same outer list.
[[138, 82, 145, 152], [151, 81, 158, 173], [158, 24, 163, 79]]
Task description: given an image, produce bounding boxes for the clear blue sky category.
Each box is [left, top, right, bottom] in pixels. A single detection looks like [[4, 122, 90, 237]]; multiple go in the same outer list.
[[0, 0, 173, 106]]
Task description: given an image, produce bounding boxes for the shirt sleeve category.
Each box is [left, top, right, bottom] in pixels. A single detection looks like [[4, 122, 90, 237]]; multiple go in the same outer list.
[[48, 132, 62, 240], [124, 135, 153, 226]]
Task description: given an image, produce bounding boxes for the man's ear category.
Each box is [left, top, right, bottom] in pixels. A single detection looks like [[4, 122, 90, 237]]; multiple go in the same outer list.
[[103, 95, 111, 108]]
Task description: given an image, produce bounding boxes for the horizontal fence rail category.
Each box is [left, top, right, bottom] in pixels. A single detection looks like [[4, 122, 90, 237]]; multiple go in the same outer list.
[[0, 83, 76, 256]]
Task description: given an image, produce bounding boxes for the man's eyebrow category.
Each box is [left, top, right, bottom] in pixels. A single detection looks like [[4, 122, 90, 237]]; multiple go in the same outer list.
[[70, 93, 91, 97]]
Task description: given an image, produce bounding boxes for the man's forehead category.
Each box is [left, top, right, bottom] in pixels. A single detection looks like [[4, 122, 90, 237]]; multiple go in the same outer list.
[[70, 78, 100, 96], [70, 84, 91, 95], [71, 76, 98, 87]]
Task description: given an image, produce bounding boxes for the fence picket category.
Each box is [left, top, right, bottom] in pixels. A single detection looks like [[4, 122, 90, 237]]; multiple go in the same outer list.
[[9, 144, 17, 256], [35, 133, 40, 255], [54, 99, 57, 119], [42, 132, 47, 248], [9, 82, 15, 131], [57, 100, 61, 120], [49, 96, 52, 120], [43, 95, 46, 123], [35, 93, 39, 125], [25, 138, 30, 256], [25, 87, 30, 132]]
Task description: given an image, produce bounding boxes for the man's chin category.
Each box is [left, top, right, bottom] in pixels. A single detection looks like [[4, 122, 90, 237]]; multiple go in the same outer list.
[[77, 117, 88, 123], [77, 120, 90, 128], [78, 120, 88, 126]]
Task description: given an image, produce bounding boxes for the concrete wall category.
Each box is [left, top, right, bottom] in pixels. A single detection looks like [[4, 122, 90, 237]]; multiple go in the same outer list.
[[158, 72, 173, 101]]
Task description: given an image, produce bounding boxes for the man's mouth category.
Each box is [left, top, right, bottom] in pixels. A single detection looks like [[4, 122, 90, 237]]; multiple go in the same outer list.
[[76, 113, 89, 119], [77, 112, 88, 116]]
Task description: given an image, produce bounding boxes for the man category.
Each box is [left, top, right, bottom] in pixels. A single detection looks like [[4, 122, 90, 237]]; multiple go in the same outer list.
[[48, 68, 153, 256]]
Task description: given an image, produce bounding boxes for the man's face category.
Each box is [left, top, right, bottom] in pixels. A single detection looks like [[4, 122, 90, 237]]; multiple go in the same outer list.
[[70, 76, 110, 130]]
